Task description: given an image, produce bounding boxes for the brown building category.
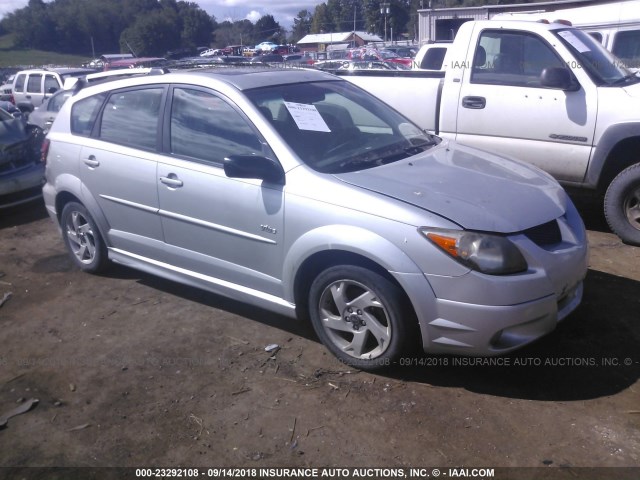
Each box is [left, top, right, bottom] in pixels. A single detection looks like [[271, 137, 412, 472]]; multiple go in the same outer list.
[[296, 31, 384, 56]]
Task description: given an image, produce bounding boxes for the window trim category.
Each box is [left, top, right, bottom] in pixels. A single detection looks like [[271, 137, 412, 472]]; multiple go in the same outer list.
[[470, 28, 569, 89]]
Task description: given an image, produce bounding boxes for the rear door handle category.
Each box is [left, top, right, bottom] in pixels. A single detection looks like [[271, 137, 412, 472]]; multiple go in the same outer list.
[[83, 155, 100, 168], [462, 96, 486, 109], [160, 174, 183, 188]]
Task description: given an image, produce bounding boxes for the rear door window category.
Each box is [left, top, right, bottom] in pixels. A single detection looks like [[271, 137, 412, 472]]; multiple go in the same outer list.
[[26, 74, 43, 93], [612, 30, 640, 69], [99, 87, 164, 151]]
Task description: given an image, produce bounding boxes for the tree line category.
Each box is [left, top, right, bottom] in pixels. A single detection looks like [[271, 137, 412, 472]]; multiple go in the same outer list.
[[0, 0, 541, 57]]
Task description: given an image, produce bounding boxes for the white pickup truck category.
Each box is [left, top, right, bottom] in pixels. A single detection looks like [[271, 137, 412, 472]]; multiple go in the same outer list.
[[337, 19, 640, 245]]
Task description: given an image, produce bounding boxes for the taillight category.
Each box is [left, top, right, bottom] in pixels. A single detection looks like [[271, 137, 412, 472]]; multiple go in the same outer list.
[[41, 138, 50, 164]]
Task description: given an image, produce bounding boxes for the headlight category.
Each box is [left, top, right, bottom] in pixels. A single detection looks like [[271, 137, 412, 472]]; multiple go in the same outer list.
[[420, 228, 527, 275]]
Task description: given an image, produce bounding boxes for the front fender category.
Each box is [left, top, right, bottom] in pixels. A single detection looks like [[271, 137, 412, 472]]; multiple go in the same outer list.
[[587, 122, 640, 188], [281, 224, 428, 302]]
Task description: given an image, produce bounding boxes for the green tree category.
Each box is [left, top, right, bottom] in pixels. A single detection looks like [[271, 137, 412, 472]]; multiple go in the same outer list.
[[120, 8, 180, 56], [254, 15, 283, 44], [311, 3, 332, 34], [291, 9, 313, 42], [213, 19, 255, 48], [177, 2, 214, 48]]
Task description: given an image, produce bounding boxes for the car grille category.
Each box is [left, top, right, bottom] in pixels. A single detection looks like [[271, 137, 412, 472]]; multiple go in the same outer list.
[[0, 141, 35, 176], [523, 219, 562, 247]]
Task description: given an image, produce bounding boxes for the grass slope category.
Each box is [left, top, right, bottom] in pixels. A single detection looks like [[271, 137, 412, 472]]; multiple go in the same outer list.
[[0, 33, 89, 68]]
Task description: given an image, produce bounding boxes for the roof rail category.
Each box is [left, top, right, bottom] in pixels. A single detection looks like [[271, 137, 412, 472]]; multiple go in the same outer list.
[[64, 67, 170, 92]]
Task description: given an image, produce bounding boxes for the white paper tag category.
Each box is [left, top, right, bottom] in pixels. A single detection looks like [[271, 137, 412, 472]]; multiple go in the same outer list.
[[284, 102, 331, 132]]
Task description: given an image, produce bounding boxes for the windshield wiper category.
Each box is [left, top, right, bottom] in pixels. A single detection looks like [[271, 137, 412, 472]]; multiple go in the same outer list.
[[610, 72, 640, 86], [404, 138, 438, 156]]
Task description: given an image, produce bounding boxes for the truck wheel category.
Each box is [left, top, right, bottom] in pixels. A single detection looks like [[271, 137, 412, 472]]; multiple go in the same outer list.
[[308, 265, 414, 371], [604, 163, 640, 246], [60, 202, 109, 273]]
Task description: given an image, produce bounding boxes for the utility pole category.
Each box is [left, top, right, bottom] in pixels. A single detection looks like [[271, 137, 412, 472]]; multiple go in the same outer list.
[[380, 3, 390, 44]]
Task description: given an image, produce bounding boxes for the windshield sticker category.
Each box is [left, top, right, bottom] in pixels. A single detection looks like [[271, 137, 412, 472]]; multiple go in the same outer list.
[[557, 31, 590, 53], [284, 102, 331, 132]]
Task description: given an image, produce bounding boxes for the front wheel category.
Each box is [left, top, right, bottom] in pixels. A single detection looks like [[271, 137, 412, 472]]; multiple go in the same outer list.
[[60, 202, 109, 273], [308, 265, 415, 371], [604, 164, 640, 246]]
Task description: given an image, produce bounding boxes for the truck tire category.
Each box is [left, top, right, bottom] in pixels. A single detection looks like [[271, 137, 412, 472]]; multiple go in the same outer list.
[[604, 163, 640, 246]]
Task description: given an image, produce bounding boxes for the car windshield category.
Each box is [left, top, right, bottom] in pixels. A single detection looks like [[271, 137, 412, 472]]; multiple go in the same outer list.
[[244, 80, 438, 174], [553, 28, 639, 86]]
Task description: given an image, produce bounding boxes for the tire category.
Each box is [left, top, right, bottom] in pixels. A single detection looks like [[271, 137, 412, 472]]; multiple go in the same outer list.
[[604, 163, 640, 246], [60, 202, 109, 273], [308, 265, 414, 371]]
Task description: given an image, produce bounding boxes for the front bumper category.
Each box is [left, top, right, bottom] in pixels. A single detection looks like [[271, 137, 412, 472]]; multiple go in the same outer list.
[[420, 280, 583, 355]]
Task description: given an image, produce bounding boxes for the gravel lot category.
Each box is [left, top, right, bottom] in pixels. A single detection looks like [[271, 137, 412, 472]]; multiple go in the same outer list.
[[0, 191, 638, 479]]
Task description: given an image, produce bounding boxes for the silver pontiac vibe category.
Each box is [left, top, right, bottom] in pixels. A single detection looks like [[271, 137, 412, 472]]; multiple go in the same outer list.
[[42, 68, 588, 370]]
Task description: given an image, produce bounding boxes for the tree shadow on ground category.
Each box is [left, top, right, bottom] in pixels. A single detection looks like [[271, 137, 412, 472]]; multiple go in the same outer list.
[[103, 261, 639, 402]]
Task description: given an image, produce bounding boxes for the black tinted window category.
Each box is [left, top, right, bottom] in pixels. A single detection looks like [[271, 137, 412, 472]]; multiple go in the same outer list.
[[170, 87, 263, 164], [100, 88, 163, 150]]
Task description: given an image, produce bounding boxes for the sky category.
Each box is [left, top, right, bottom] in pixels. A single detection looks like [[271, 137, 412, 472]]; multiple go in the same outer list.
[[0, 0, 323, 29]]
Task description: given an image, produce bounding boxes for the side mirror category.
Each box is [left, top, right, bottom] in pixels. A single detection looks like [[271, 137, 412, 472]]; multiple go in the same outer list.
[[540, 67, 579, 91], [223, 155, 285, 184]]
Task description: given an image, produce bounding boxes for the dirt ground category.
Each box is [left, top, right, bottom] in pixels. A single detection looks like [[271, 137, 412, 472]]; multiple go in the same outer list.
[[0, 191, 639, 477]]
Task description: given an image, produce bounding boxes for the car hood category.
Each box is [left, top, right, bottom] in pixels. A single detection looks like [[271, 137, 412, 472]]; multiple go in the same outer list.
[[0, 116, 29, 155], [622, 80, 640, 97], [333, 140, 566, 233]]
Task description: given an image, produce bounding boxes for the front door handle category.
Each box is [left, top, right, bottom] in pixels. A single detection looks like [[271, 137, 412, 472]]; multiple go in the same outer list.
[[160, 174, 183, 188], [462, 96, 486, 109]]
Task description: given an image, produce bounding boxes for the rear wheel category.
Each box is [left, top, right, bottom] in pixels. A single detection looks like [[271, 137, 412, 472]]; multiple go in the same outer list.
[[60, 202, 109, 273], [309, 265, 413, 371], [604, 163, 640, 246]]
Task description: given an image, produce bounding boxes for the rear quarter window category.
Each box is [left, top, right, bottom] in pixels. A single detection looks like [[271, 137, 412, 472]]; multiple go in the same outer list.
[[71, 93, 107, 136]]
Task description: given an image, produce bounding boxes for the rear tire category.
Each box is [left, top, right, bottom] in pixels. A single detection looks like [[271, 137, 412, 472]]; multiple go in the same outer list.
[[604, 163, 640, 246], [60, 202, 109, 273], [308, 265, 415, 371]]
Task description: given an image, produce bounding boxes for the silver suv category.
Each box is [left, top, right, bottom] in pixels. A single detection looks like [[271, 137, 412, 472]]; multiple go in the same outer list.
[[43, 68, 588, 370]]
